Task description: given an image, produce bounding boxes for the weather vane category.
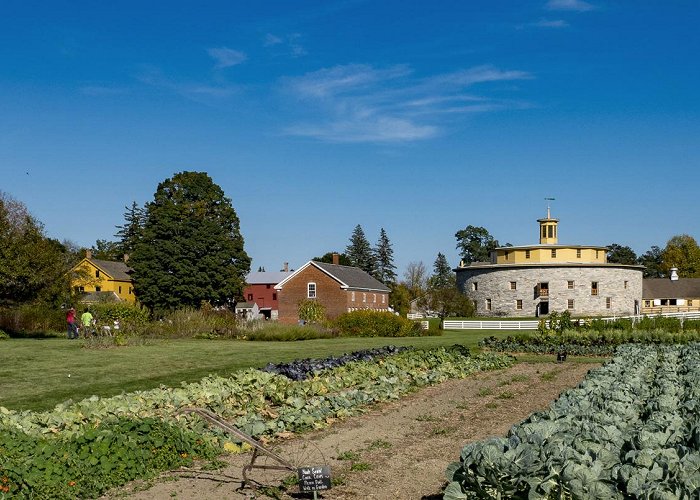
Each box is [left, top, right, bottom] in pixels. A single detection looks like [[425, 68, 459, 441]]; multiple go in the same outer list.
[[544, 197, 555, 218]]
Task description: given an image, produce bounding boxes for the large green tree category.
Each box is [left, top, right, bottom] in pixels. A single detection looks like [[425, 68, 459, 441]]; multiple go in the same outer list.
[[0, 192, 71, 306], [455, 225, 499, 264], [373, 228, 397, 286], [638, 245, 664, 278], [607, 243, 638, 265], [661, 234, 700, 278], [129, 172, 251, 311], [346, 224, 375, 275]]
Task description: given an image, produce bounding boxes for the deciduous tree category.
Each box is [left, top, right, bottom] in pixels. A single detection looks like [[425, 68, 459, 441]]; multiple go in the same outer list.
[[607, 243, 638, 265], [129, 171, 251, 311], [0, 192, 71, 306], [661, 234, 700, 278], [403, 261, 427, 300], [455, 225, 498, 264], [638, 245, 664, 278], [312, 252, 352, 266]]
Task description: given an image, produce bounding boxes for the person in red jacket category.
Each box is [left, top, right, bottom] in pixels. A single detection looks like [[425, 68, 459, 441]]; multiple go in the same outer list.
[[66, 307, 78, 339]]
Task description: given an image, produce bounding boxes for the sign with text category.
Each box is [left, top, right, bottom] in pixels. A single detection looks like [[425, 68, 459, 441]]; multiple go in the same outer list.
[[297, 465, 331, 492]]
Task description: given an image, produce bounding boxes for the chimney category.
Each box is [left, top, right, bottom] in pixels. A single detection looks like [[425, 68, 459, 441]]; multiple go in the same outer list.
[[670, 268, 679, 281], [86, 249, 92, 259], [123, 254, 129, 263], [283, 262, 289, 272], [332, 253, 340, 265]]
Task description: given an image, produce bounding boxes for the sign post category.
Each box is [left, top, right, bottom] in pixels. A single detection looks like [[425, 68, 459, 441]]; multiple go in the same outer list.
[[297, 465, 331, 497]]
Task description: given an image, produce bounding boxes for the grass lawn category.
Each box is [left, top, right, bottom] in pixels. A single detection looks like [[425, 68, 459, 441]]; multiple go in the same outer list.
[[0, 329, 595, 412]]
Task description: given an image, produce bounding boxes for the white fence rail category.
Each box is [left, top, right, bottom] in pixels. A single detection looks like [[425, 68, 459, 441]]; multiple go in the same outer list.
[[442, 311, 700, 330], [442, 320, 539, 330]]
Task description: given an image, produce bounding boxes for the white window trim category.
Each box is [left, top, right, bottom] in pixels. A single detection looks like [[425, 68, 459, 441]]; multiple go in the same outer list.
[[307, 282, 317, 299]]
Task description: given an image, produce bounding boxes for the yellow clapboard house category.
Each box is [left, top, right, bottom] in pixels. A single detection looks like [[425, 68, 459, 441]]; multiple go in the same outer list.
[[71, 250, 136, 303]]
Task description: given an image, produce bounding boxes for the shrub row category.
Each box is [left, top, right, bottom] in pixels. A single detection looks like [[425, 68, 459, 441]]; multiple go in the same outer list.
[[481, 328, 700, 355]]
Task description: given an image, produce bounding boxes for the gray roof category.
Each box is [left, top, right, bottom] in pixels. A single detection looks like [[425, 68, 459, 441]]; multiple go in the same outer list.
[[312, 261, 391, 292], [79, 291, 122, 303], [643, 278, 700, 299], [246, 271, 293, 285], [90, 258, 133, 281]]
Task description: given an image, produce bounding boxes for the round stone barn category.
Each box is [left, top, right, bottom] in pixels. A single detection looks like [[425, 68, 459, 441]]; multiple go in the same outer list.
[[455, 210, 643, 317]]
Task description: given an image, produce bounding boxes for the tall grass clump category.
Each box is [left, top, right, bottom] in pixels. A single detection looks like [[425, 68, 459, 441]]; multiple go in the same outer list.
[[241, 321, 336, 341], [332, 310, 435, 337], [0, 304, 64, 337], [147, 307, 239, 338]]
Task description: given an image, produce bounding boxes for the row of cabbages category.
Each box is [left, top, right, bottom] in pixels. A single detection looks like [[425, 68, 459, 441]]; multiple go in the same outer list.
[[446, 343, 700, 499]]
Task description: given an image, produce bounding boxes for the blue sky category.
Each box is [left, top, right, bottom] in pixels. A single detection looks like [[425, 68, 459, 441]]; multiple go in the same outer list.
[[2, 1, 699, 275]]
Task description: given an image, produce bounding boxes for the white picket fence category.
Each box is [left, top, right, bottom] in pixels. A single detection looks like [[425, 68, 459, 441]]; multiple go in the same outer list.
[[442, 311, 700, 331], [442, 320, 539, 330]]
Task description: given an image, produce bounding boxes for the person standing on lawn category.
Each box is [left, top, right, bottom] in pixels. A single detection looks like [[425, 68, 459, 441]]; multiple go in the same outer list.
[[66, 307, 78, 339], [81, 309, 94, 337]]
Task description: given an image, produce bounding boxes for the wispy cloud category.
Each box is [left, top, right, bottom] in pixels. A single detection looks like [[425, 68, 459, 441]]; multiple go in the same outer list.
[[545, 0, 594, 12], [264, 33, 307, 58], [136, 66, 238, 103], [529, 18, 570, 28], [264, 33, 283, 46], [282, 63, 532, 143], [207, 47, 247, 69]]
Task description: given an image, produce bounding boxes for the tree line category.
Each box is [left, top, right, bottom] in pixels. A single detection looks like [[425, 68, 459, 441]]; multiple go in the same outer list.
[[2, 179, 699, 319]]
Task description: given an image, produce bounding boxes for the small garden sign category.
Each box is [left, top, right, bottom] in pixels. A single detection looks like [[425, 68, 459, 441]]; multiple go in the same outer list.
[[297, 465, 331, 492]]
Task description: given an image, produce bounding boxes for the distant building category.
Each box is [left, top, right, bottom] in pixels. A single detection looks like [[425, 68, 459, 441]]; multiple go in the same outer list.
[[275, 254, 391, 323], [642, 270, 700, 314], [455, 209, 644, 317], [71, 250, 136, 303], [242, 264, 294, 320]]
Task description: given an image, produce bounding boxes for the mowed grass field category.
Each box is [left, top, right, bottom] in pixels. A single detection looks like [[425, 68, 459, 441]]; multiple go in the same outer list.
[[1, 329, 534, 412]]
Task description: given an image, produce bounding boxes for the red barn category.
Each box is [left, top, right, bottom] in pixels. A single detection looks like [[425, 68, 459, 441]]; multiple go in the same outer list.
[[242, 269, 293, 319]]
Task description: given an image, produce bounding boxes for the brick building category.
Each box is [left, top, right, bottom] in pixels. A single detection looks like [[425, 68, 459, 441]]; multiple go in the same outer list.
[[275, 256, 391, 323]]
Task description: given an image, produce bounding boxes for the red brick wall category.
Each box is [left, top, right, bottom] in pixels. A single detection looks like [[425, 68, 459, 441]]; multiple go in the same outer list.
[[277, 264, 390, 323]]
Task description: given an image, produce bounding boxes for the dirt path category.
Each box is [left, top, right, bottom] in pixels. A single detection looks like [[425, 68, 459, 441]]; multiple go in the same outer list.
[[112, 361, 597, 500]]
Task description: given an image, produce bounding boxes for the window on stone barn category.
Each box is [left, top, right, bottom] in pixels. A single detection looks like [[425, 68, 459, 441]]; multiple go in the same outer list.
[[307, 283, 316, 299]]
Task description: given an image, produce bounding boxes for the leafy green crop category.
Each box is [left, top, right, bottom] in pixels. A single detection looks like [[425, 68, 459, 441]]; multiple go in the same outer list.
[[446, 343, 700, 499], [0, 345, 514, 498]]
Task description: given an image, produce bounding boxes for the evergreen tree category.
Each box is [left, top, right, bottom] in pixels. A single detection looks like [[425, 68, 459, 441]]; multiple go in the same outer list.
[[115, 201, 145, 257], [429, 252, 454, 289], [346, 224, 375, 275], [90, 240, 123, 261], [129, 171, 251, 311], [373, 228, 397, 285]]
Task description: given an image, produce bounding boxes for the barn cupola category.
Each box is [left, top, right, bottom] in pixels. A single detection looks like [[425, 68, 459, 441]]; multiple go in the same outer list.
[[537, 206, 559, 245]]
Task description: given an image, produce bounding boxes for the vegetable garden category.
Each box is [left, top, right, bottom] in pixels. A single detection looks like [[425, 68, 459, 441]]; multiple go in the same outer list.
[[0, 345, 513, 498], [446, 343, 700, 499]]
